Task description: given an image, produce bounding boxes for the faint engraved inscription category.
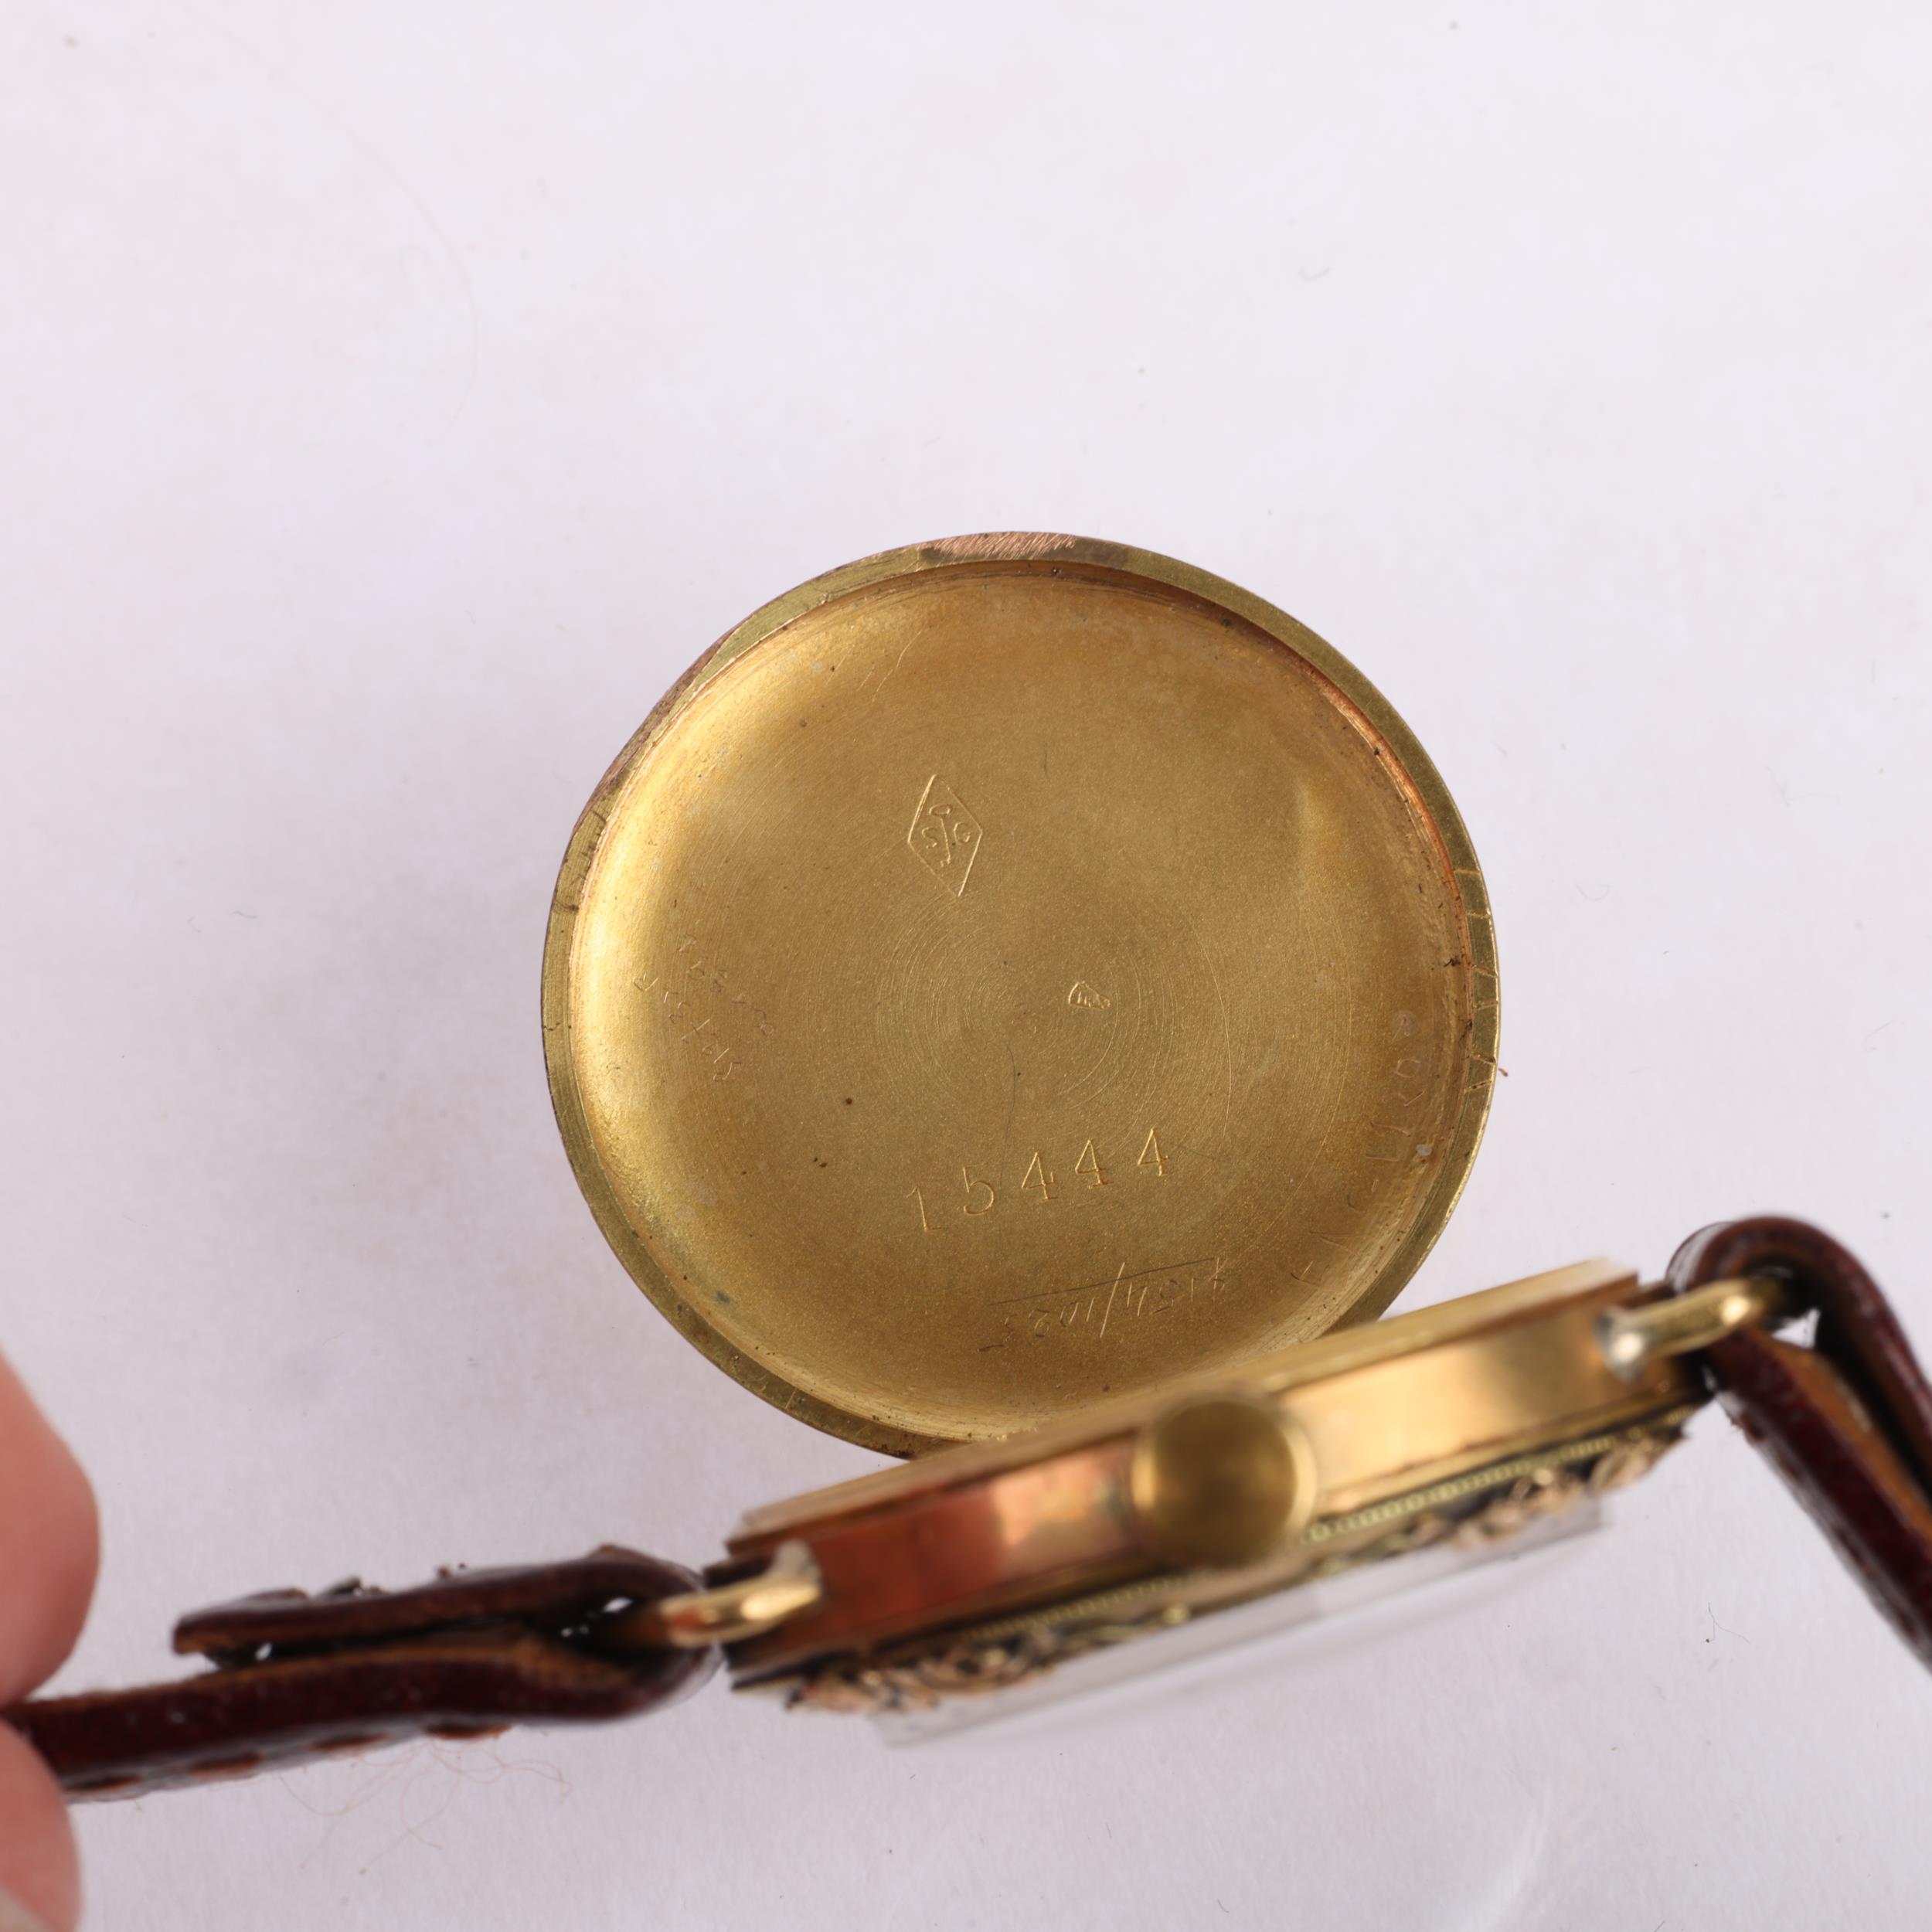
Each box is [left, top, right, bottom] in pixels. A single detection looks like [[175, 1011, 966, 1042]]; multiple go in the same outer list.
[[1281, 1029, 1437, 1291], [633, 935, 775, 1083], [982, 1256, 1230, 1349], [1066, 980, 1111, 1011], [907, 775, 982, 898]]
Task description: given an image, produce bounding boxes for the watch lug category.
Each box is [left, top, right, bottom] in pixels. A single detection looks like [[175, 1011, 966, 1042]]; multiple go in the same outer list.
[[1596, 1274, 1794, 1379], [608, 1541, 825, 1650]]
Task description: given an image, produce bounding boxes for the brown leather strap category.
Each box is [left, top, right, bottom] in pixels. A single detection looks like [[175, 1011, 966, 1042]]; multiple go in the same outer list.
[[1668, 1216, 1932, 1669], [4, 1546, 716, 1800]]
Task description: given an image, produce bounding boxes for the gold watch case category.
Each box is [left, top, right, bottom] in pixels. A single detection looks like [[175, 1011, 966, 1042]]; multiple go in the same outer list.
[[710, 1257, 1716, 1710], [543, 535, 1499, 1454]]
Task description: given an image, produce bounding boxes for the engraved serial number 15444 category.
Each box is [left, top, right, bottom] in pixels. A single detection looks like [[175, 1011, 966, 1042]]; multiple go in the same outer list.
[[908, 1128, 1168, 1233]]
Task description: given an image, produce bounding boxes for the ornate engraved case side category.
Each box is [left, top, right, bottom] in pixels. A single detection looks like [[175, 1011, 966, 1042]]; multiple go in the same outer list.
[[713, 1258, 1699, 1705]]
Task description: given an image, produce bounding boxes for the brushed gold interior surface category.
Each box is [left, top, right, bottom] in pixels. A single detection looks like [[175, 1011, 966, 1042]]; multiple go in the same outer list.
[[546, 536, 1496, 1453]]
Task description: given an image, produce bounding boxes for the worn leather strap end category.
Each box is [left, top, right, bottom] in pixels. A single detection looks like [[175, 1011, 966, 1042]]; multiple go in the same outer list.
[[5, 1547, 717, 1801], [1668, 1216, 1932, 1671]]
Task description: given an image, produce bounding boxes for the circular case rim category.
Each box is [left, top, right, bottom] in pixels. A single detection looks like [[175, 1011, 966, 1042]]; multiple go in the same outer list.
[[541, 532, 1499, 1456]]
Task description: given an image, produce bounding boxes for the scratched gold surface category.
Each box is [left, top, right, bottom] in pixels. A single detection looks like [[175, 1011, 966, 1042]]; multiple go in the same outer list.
[[544, 536, 1497, 1454]]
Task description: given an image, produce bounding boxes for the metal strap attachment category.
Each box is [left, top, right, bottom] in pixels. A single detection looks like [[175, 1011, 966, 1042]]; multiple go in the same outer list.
[[1597, 1274, 1794, 1379], [607, 1541, 823, 1649]]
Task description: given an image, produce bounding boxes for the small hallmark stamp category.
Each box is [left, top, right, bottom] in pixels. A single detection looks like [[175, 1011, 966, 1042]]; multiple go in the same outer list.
[[907, 775, 982, 898]]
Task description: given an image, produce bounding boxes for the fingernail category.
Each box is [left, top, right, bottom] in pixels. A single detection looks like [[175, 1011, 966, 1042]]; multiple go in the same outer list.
[[0, 1883, 52, 1932]]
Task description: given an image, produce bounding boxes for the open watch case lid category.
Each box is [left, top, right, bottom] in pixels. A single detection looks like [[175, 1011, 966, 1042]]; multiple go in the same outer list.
[[542, 534, 1498, 1454]]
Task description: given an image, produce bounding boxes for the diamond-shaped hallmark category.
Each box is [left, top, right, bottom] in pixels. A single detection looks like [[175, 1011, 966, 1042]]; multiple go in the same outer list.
[[907, 775, 982, 898]]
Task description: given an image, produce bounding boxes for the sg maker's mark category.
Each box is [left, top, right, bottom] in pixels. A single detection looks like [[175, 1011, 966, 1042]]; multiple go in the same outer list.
[[908, 775, 982, 898]]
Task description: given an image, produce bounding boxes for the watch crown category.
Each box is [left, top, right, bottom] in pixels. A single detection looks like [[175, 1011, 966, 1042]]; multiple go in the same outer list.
[[1128, 1391, 1317, 1570]]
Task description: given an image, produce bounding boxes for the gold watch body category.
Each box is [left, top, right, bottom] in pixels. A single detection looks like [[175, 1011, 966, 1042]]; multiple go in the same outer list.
[[707, 1258, 1713, 1709]]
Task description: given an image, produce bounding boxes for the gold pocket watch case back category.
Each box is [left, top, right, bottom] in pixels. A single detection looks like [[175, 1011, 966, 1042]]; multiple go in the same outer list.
[[543, 534, 1498, 1454]]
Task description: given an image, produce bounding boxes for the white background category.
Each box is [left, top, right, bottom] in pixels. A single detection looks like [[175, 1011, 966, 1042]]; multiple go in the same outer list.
[[4, 4, 1930, 1927]]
